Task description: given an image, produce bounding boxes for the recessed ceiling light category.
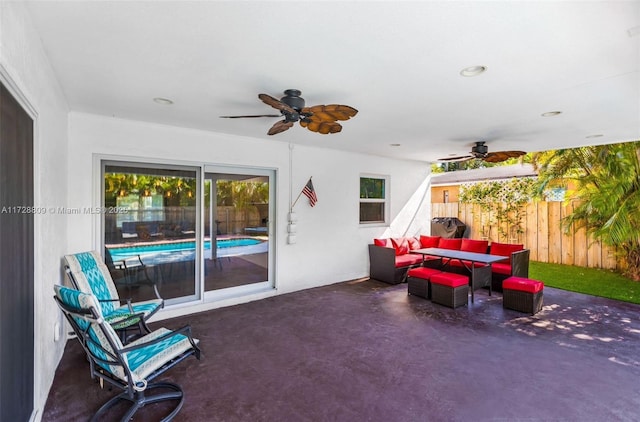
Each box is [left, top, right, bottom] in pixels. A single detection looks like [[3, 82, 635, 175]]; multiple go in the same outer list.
[[586, 134, 604, 139], [153, 97, 174, 105], [390, 143, 401, 147], [460, 65, 487, 77], [541, 111, 562, 117]]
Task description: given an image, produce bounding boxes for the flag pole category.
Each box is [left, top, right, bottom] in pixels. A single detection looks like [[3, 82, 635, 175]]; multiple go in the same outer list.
[[291, 191, 304, 209], [292, 176, 312, 209]]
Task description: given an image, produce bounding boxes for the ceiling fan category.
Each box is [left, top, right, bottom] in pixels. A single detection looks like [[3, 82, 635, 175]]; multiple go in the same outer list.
[[438, 141, 526, 163], [220, 89, 358, 135]]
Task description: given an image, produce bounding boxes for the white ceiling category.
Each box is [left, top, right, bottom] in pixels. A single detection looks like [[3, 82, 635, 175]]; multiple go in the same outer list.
[[25, 1, 640, 163]]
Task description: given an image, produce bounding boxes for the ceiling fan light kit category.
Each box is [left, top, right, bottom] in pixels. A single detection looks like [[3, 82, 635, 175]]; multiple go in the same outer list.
[[472, 142, 488, 156], [221, 89, 358, 136]]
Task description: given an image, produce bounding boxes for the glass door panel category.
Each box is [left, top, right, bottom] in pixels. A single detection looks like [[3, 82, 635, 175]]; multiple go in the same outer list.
[[103, 163, 200, 304], [204, 169, 272, 292]]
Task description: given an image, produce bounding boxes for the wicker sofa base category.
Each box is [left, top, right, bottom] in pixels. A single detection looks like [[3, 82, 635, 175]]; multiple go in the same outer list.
[[431, 283, 468, 308], [503, 289, 543, 315], [407, 276, 430, 299]]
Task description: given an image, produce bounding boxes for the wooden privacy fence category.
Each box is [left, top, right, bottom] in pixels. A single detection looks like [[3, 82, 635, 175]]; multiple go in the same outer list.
[[432, 201, 622, 270]]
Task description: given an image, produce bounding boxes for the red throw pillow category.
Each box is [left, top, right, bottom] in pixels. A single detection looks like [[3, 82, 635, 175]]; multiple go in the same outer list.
[[373, 238, 392, 248], [407, 237, 421, 250], [461, 239, 489, 254], [438, 238, 462, 250], [391, 237, 410, 255], [419, 235, 441, 248]]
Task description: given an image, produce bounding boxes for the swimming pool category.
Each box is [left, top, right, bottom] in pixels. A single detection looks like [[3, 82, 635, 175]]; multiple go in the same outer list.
[[109, 238, 264, 263]]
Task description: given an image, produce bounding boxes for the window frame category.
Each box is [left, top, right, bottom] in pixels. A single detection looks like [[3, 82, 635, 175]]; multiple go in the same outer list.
[[359, 174, 389, 226]]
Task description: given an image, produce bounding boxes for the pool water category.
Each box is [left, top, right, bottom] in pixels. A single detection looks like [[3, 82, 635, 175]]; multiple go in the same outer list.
[[109, 238, 262, 262]]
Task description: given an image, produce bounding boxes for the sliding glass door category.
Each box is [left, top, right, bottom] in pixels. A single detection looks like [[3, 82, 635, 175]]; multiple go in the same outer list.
[[203, 166, 272, 296], [103, 163, 200, 304], [102, 161, 273, 306]]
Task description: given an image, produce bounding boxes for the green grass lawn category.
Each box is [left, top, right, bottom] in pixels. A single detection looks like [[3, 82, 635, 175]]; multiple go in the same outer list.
[[529, 261, 640, 304]]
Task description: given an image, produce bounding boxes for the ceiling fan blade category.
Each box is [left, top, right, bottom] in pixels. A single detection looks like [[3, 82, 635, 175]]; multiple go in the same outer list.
[[438, 155, 474, 162], [220, 114, 281, 118], [259, 93, 296, 114], [302, 104, 358, 122], [300, 119, 343, 134], [267, 120, 294, 135], [483, 150, 526, 163]]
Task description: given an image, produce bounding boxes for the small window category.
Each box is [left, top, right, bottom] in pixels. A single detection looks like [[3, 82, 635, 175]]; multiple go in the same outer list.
[[443, 190, 449, 203], [360, 175, 388, 224]]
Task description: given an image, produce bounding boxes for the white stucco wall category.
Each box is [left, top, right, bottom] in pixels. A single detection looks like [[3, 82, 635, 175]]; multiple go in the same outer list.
[[67, 112, 432, 315], [0, 2, 70, 421]]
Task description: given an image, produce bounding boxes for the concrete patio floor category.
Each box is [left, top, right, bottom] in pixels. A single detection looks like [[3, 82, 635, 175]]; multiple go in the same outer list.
[[43, 278, 640, 421]]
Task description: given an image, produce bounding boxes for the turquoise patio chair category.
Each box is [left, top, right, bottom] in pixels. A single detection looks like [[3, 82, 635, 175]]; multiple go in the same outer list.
[[64, 250, 163, 340], [53, 284, 200, 421]]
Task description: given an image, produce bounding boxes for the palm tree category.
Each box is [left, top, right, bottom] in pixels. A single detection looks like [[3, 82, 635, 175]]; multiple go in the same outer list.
[[532, 141, 640, 280]]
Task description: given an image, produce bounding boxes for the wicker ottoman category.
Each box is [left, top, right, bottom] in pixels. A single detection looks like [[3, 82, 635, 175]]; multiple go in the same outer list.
[[407, 267, 442, 299], [503, 276, 544, 315], [430, 272, 469, 308]]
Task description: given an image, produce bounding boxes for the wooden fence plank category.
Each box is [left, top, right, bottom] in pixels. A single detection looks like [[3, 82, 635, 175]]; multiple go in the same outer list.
[[460, 203, 477, 239], [587, 232, 602, 268], [536, 202, 549, 262], [573, 212, 588, 268], [548, 202, 562, 264], [525, 202, 537, 258], [560, 202, 574, 266], [602, 244, 619, 270], [460, 203, 473, 237]]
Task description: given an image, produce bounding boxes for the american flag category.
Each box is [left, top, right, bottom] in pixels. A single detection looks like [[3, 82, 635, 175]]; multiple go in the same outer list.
[[302, 178, 317, 207]]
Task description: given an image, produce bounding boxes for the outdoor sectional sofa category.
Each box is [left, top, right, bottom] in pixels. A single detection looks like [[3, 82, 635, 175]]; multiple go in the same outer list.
[[368, 235, 529, 291]]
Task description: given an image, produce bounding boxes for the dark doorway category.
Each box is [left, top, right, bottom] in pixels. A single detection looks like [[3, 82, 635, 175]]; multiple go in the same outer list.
[[0, 82, 35, 420]]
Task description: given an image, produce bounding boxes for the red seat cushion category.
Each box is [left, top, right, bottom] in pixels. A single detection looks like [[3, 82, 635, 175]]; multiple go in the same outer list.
[[461, 239, 489, 254], [407, 267, 441, 279], [491, 262, 512, 275], [490, 242, 524, 264], [503, 276, 543, 293], [395, 254, 423, 268], [374, 238, 392, 248], [419, 235, 441, 248], [438, 238, 462, 250], [391, 237, 410, 255], [430, 272, 468, 287]]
